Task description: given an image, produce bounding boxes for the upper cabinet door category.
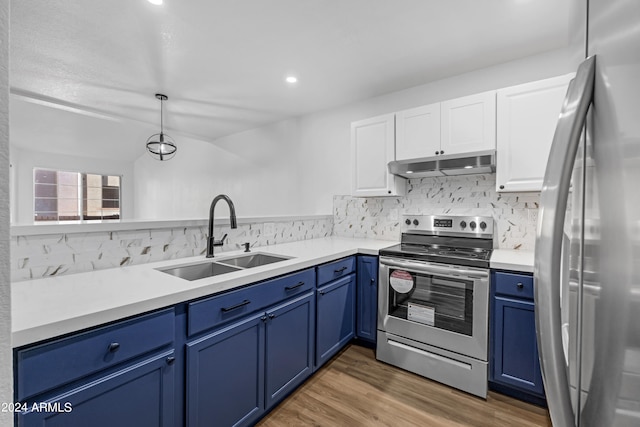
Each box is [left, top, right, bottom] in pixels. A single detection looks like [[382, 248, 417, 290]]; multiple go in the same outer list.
[[351, 114, 405, 197], [395, 104, 441, 160], [440, 91, 496, 156], [496, 74, 573, 192]]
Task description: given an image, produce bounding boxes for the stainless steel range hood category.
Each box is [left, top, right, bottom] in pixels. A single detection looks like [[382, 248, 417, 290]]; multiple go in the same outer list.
[[388, 150, 496, 178]]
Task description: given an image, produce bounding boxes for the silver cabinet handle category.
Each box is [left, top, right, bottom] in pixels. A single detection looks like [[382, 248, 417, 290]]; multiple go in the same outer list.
[[534, 55, 595, 427]]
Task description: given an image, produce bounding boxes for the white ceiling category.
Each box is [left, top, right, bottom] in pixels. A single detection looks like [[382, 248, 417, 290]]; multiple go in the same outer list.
[[10, 0, 571, 159]]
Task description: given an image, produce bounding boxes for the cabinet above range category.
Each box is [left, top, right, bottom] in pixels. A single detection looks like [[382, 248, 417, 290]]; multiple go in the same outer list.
[[351, 73, 574, 197], [351, 91, 496, 197], [396, 91, 496, 160]]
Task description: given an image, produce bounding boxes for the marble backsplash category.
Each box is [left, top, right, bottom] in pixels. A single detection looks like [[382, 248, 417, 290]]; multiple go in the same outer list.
[[11, 174, 537, 282], [11, 217, 333, 282], [333, 174, 539, 250]]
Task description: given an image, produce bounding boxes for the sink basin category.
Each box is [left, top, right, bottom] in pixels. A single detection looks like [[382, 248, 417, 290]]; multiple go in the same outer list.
[[159, 262, 242, 281], [216, 253, 291, 269], [157, 252, 292, 281]]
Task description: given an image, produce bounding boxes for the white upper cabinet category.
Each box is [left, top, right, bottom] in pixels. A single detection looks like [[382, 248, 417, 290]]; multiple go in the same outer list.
[[395, 104, 441, 160], [351, 114, 406, 197], [440, 91, 496, 156], [496, 74, 573, 192]]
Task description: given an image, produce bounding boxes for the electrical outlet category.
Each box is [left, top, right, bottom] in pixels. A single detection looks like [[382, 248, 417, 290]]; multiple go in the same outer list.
[[389, 209, 399, 221], [528, 209, 539, 224], [263, 222, 275, 235]]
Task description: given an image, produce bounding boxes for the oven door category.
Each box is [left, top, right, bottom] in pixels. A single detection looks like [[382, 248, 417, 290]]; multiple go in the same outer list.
[[378, 256, 489, 361]]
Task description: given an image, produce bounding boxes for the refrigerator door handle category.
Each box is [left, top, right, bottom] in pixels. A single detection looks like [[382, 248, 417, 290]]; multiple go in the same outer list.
[[534, 55, 595, 427]]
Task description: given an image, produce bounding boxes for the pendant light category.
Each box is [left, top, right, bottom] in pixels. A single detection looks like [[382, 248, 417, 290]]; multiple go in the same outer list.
[[146, 93, 177, 161]]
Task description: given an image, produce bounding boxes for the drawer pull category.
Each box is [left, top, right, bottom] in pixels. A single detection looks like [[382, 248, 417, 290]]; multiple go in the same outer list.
[[370, 278, 376, 284], [221, 300, 250, 313], [285, 281, 305, 291], [108, 342, 120, 353], [334, 266, 348, 273], [319, 290, 325, 296], [166, 356, 176, 365], [268, 313, 275, 319], [516, 283, 524, 289]]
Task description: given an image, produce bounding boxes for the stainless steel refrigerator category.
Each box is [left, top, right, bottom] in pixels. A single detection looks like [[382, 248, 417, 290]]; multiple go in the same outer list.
[[534, 0, 640, 426]]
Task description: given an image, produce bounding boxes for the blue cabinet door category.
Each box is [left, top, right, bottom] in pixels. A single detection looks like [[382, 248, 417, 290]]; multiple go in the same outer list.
[[315, 274, 355, 368], [18, 350, 176, 427], [186, 312, 265, 427], [356, 256, 378, 344], [492, 296, 544, 396], [264, 292, 315, 409]]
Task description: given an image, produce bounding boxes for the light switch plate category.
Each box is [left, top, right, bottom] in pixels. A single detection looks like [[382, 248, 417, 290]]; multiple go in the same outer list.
[[389, 209, 399, 221]]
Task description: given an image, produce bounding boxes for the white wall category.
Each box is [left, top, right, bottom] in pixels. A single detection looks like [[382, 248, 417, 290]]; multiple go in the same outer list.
[[11, 146, 135, 223], [134, 119, 303, 219], [296, 48, 577, 214], [0, 0, 13, 424]]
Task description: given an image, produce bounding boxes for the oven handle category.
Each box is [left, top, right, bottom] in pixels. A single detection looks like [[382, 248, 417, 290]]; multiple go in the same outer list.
[[379, 257, 488, 279]]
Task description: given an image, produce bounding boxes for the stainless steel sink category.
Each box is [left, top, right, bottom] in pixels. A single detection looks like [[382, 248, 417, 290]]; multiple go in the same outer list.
[[216, 253, 291, 269], [157, 252, 291, 281], [159, 262, 242, 281]]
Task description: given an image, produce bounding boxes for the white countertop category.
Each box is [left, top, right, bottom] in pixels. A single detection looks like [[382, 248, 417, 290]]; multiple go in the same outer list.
[[490, 249, 535, 273], [11, 237, 394, 348]]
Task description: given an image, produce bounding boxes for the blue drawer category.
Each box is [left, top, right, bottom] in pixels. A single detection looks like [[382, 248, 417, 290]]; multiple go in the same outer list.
[[316, 257, 356, 286], [17, 308, 175, 400], [494, 271, 534, 300], [265, 268, 315, 303], [188, 268, 315, 336]]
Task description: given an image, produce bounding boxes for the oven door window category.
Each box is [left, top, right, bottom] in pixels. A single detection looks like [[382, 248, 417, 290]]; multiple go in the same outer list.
[[388, 268, 473, 335]]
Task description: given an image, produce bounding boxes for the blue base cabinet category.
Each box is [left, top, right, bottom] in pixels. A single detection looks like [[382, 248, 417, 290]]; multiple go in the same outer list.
[[490, 270, 545, 404], [186, 312, 265, 427], [186, 291, 315, 427], [315, 257, 357, 369], [356, 256, 378, 344], [316, 274, 355, 368], [18, 350, 176, 427], [265, 293, 315, 409], [15, 309, 176, 427]]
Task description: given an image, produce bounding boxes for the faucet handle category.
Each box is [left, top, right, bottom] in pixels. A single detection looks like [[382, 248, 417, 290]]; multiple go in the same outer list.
[[213, 233, 228, 246], [243, 242, 250, 252]]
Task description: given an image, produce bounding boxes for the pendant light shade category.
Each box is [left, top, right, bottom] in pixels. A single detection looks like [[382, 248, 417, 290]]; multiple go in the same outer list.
[[146, 93, 177, 161]]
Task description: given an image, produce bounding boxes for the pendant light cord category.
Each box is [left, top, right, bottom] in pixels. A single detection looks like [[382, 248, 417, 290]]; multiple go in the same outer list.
[[160, 98, 164, 134]]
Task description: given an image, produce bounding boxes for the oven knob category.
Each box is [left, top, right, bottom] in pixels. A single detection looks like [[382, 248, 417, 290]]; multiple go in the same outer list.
[[480, 221, 487, 230], [405, 219, 411, 225], [459, 221, 467, 229], [413, 219, 419, 226], [470, 221, 477, 230]]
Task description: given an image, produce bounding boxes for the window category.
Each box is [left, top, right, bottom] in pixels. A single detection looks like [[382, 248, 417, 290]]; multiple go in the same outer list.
[[34, 169, 121, 221]]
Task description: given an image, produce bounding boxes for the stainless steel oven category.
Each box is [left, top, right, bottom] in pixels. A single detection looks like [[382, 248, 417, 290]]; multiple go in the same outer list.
[[376, 215, 493, 398]]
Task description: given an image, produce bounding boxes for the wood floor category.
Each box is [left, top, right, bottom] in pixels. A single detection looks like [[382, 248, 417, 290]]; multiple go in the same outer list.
[[257, 345, 551, 427]]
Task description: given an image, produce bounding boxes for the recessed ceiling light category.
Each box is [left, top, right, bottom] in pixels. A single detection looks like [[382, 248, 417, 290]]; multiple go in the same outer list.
[[148, 0, 163, 5], [285, 76, 298, 84], [464, 165, 473, 169]]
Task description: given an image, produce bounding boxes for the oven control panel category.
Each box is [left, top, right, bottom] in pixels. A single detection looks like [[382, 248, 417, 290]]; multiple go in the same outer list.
[[433, 218, 453, 228], [402, 215, 494, 235]]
